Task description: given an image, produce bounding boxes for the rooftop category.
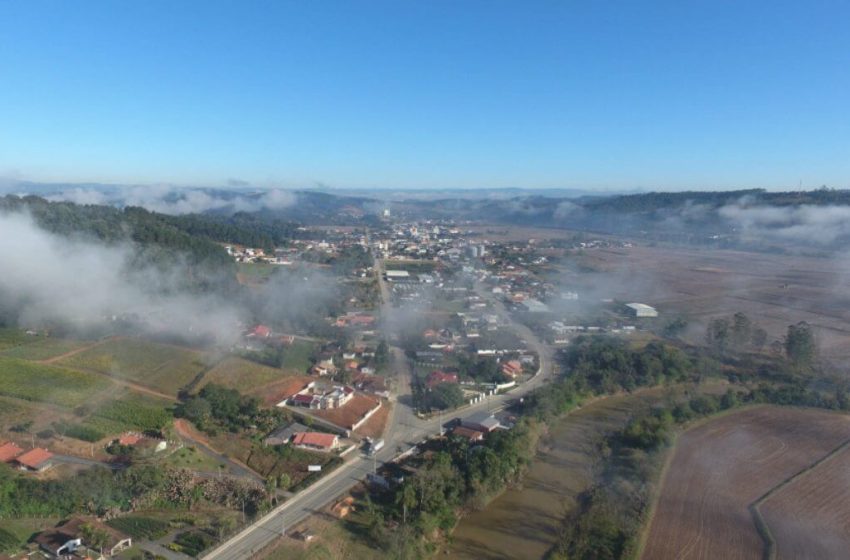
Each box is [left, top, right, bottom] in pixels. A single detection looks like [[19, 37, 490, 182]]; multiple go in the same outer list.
[[0, 441, 23, 462], [16, 447, 53, 469], [292, 432, 338, 449]]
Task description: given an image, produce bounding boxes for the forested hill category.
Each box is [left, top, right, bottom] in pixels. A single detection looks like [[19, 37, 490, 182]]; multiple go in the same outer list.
[[0, 195, 294, 271]]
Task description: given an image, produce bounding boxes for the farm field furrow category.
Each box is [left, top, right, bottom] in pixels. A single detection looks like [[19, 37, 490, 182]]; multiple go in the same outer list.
[[641, 406, 850, 560], [760, 446, 850, 559]]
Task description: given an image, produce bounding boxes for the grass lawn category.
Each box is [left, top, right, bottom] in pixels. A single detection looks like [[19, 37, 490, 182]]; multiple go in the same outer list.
[[60, 338, 208, 396], [0, 328, 38, 352], [0, 518, 60, 553], [1, 337, 91, 361], [0, 356, 113, 407], [281, 340, 317, 374], [162, 445, 226, 472]]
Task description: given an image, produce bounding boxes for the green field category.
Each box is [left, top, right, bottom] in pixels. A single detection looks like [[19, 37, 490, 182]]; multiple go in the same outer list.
[[282, 340, 317, 373], [0, 328, 39, 352], [200, 356, 286, 390], [83, 393, 174, 435], [200, 342, 315, 391], [1, 337, 91, 361], [238, 262, 278, 281], [60, 338, 208, 396], [0, 357, 112, 407], [107, 516, 171, 540]]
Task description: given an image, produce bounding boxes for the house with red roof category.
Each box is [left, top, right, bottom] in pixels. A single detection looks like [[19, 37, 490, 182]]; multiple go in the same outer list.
[[15, 448, 54, 472], [501, 359, 523, 378], [292, 432, 339, 452], [249, 325, 271, 338], [0, 441, 23, 463], [426, 370, 459, 388], [452, 426, 485, 443], [118, 433, 144, 446]]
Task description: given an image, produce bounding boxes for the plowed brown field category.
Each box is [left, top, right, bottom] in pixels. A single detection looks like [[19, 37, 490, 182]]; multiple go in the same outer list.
[[760, 445, 850, 559], [641, 406, 850, 560]]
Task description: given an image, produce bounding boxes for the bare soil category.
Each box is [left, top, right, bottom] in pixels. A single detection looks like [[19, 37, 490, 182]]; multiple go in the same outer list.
[[641, 406, 850, 560], [760, 445, 850, 559]]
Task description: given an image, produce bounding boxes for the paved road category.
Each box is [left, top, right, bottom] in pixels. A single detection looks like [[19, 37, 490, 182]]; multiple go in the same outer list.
[[204, 263, 556, 560]]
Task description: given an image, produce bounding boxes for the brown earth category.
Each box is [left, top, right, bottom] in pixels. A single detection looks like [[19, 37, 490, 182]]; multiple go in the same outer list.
[[573, 245, 850, 364], [310, 394, 381, 431], [760, 445, 850, 559], [355, 400, 391, 439], [641, 406, 850, 560]]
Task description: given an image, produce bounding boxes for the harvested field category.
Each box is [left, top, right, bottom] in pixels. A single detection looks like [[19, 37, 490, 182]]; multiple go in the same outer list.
[[760, 445, 850, 559], [574, 245, 850, 362], [449, 386, 681, 559], [641, 406, 850, 560]]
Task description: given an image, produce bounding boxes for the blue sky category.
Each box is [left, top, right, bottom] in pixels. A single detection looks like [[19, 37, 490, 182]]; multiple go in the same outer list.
[[0, 1, 848, 190]]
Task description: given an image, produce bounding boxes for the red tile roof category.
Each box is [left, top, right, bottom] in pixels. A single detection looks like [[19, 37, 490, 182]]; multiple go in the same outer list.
[[118, 433, 143, 446], [16, 448, 53, 469], [0, 442, 23, 462], [292, 432, 338, 449], [427, 370, 458, 387], [292, 394, 315, 404], [251, 325, 271, 337], [452, 426, 484, 441]]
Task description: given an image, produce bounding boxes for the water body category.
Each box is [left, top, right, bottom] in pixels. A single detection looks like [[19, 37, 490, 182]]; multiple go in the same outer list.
[[447, 390, 667, 560]]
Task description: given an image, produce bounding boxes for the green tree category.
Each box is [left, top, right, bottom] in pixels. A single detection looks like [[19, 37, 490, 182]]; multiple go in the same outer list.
[[785, 321, 816, 368], [731, 312, 752, 350], [427, 383, 465, 410], [706, 318, 731, 354]]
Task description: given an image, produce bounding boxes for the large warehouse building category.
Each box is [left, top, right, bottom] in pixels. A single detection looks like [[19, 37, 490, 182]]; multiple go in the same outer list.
[[625, 303, 658, 318]]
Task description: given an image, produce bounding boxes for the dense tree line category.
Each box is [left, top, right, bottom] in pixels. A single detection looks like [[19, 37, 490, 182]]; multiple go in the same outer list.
[[360, 420, 542, 558], [175, 384, 281, 435], [563, 336, 693, 394]]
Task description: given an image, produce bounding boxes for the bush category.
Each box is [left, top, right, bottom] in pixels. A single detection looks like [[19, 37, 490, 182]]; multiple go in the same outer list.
[[55, 422, 105, 442], [0, 527, 18, 553]]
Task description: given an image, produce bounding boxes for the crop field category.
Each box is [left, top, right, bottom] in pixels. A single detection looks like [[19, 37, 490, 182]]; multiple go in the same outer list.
[[60, 338, 208, 396], [83, 393, 173, 435], [449, 387, 677, 560], [759, 446, 850, 559], [0, 356, 112, 407], [641, 406, 850, 560], [0, 337, 91, 361], [576, 245, 850, 363], [199, 356, 288, 391]]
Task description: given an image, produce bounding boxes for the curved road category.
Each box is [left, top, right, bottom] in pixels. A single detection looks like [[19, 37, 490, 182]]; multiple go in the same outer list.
[[204, 261, 556, 560]]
